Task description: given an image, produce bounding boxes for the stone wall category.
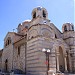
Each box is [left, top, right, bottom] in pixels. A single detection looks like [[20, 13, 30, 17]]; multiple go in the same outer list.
[[63, 31, 75, 72], [2, 44, 13, 72], [26, 37, 56, 75], [13, 44, 25, 72]]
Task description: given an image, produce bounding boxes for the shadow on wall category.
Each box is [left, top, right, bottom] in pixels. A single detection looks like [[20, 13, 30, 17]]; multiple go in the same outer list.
[[11, 69, 24, 74]]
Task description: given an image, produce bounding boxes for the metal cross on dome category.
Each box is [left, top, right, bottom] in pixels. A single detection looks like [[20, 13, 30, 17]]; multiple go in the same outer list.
[[37, 7, 42, 10]]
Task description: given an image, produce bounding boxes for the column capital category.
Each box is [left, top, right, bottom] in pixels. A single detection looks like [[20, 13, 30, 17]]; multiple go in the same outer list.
[[64, 56, 68, 71], [56, 53, 60, 56], [64, 54, 67, 57]]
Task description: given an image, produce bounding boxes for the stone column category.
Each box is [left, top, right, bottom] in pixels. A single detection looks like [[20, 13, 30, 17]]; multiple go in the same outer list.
[[56, 53, 60, 72], [64, 55, 68, 72], [68, 53, 72, 73]]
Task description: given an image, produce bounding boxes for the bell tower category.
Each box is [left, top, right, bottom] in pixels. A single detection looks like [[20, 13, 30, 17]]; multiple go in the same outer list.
[[62, 23, 75, 72]]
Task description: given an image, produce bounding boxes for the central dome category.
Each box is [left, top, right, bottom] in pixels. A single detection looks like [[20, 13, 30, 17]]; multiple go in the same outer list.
[[32, 6, 48, 19]]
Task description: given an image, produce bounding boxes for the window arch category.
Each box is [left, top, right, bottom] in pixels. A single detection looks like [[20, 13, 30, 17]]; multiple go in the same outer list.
[[33, 12, 36, 19], [55, 34, 57, 38], [18, 46, 21, 55], [5, 37, 11, 47], [7, 37, 11, 45], [25, 26, 28, 29], [64, 26, 67, 31], [59, 46, 65, 72], [43, 10, 46, 18], [18, 24, 21, 33], [72, 25, 74, 31], [5, 59, 8, 71]]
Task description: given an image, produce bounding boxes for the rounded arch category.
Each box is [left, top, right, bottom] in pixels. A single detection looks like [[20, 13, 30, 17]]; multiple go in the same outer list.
[[28, 29, 38, 39], [42, 8, 48, 18], [55, 44, 67, 73], [42, 28, 51, 36], [5, 37, 11, 47], [5, 59, 8, 71], [42, 10, 46, 18], [64, 25, 67, 31], [62, 24, 68, 32], [72, 25, 74, 31], [62, 23, 74, 32], [59, 46, 65, 72], [33, 11, 36, 19], [41, 28, 55, 38]]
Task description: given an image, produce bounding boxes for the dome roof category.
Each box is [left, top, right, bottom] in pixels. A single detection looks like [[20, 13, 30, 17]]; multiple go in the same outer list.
[[62, 22, 74, 32], [37, 6, 42, 10], [32, 6, 47, 12], [23, 20, 31, 22]]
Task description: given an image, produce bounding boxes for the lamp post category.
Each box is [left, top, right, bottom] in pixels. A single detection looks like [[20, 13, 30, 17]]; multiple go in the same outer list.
[[42, 48, 51, 75]]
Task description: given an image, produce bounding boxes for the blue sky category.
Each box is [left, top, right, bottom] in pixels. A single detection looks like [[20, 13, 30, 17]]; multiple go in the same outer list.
[[0, 0, 74, 49]]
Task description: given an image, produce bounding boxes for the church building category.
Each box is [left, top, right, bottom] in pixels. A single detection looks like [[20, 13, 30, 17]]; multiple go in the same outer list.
[[0, 7, 75, 75]]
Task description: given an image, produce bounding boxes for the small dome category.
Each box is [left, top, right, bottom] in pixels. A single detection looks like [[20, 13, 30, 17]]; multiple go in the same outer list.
[[62, 23, 74, 32], [17, 23, 22, 33], [18, 23, 22, 27], [22, 20, 31, 26], [23, 20, 31, 23]]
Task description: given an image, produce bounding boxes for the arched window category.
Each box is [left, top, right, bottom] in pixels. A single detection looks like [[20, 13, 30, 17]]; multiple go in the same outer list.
[[8, 40, 10, 45], [5, 59, 8, 71], [7, 37, 11, 45], [43, 10, 46, 18], [64, 26, 67, 31], [33, 12, 36, 18], [55, 34, 57, 38], [5, 59, 8, 63], [18, 46, 21, 55], [25, 26, 28, 29], [72, 25, 74, 31], [5, 37, 11, 47]]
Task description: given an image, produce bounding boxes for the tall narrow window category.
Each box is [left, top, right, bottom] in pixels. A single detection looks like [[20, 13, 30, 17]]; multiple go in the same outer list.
[[5, 59, 8, 71], [8, 40, 9, 45], [43, 10, 46, 18], [55, 34, 57, 38], [72, 25, 74, 31], [5, 37, 11, 47], [64, 26, 67, 31], [18, 46, 21, 55], [33, 12, 36, 18]]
